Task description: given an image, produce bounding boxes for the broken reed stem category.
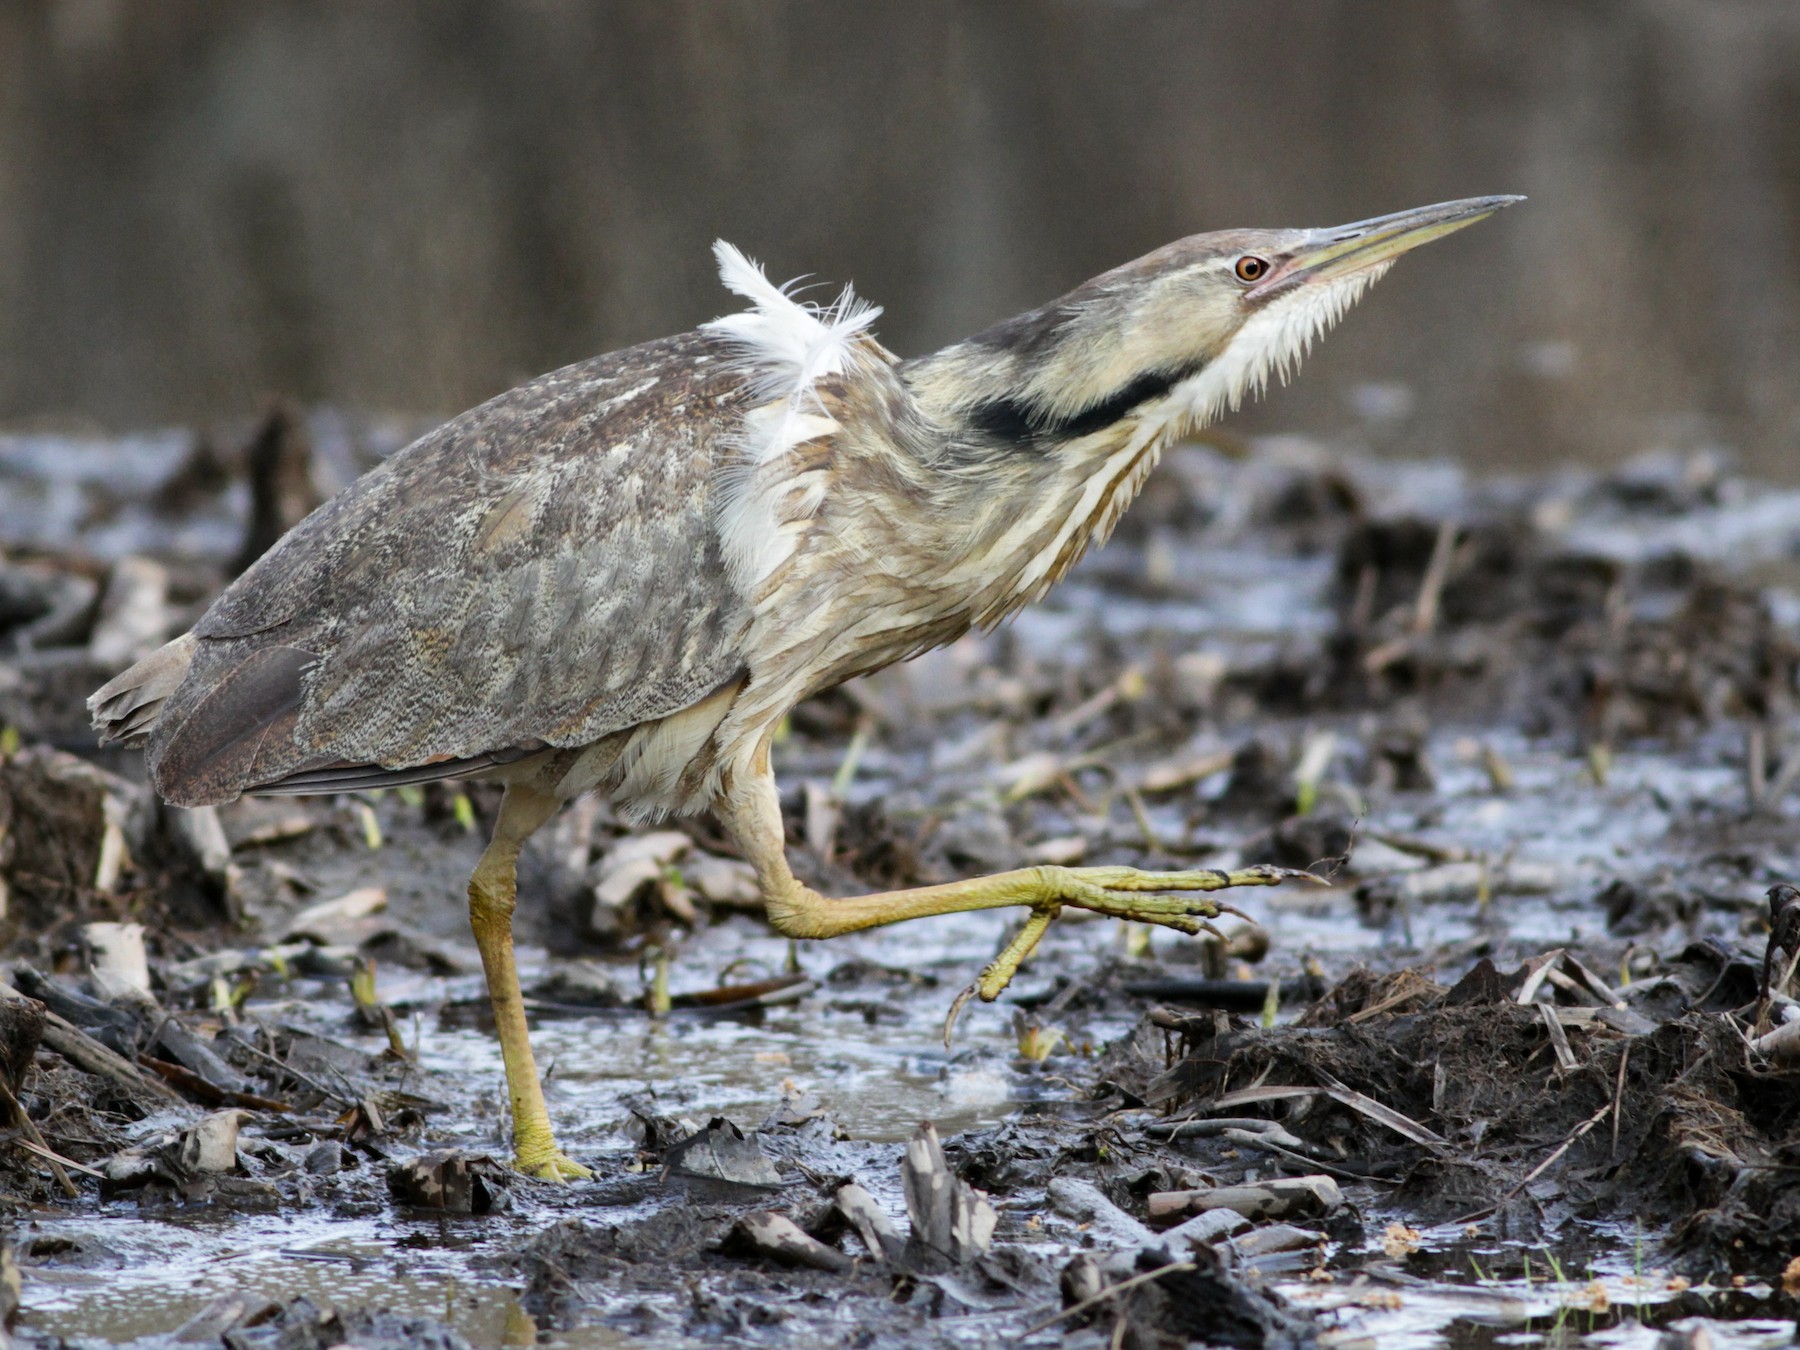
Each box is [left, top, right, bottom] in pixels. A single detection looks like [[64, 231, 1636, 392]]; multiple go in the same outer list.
[[1411, 520, 1459, 636], [12, 1138, 104, 1180], [1781, 947, 1800, 1002], [1122, 786, 1160, 854], [1021, 1260, 1198, 1337], [1747, 724, 1768, 809], [0, 1078, 78, 1197], [1507, 1100, 1613, 1201]]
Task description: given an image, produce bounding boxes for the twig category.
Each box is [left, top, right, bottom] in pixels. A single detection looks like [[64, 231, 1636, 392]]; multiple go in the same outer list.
[[1210, 1084, 1322, 1110], [0, 1079, 79, 1197], [1514, 949, 1566, 1006], [35, 1010, 182, 1104], [1558, 952, 1624, 1007], [1538, 1001, 1579, 1072], [1411, 520, 1459, 635], [1311, 1069, 1447, 1147], [1219, 1129, 1388, 1183], [229, 1035, 354, 1106], [9, 1136, 104, 1181], [1020, 1260, 1197, 1337], [139, 1055, 291, 1112], [1360, 831, 1476, 860], [1309, 815, 1360, 882], [1505, 1101, 1612, 1202], [829, 720, 873, 799], [1346, 979, 1438, 1025], [1119, 786, 1161, 853]]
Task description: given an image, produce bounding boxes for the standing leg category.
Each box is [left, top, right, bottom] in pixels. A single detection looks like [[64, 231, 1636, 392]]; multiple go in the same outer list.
[[467, 783, 591, 1180]]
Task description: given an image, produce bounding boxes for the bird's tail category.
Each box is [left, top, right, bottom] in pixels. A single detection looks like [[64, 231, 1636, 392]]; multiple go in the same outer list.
[[88, 632, 196, 747]]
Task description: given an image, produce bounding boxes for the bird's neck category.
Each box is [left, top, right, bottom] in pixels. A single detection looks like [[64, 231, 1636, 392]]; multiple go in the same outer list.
[[895, 347, 1194, 628], [962, 417, 1177, 627]]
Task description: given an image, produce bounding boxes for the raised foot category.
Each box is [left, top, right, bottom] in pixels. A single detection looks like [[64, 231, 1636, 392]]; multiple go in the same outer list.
[[943, 862, 1318, 1045], [1037, 862, 1308, 931], [515, 1146, 594, 1181]]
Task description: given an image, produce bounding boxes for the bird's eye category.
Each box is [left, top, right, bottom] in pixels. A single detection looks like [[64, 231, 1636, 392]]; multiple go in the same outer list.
[[1235, 256, 1269, 283]]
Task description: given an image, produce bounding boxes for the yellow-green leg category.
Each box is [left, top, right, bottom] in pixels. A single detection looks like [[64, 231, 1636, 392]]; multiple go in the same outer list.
[[468, 784, 592, 1181], [719, 772, 1310, 1022]]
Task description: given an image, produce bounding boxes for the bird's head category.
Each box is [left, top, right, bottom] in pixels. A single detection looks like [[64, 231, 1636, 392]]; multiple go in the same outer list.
[[906, 196, 1521, 455]]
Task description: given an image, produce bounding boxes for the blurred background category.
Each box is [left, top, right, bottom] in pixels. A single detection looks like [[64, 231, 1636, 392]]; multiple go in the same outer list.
[[1, 0, 1797, 479]]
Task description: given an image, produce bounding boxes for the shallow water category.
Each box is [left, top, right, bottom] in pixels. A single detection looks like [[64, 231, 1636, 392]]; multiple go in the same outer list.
[[1280, 1225, 1798, 1350], [19, 912, 1041, 1347]]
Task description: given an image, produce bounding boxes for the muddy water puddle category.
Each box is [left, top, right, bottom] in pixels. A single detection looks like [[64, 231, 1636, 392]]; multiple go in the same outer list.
[[1280, 1225, 1798, 1348], [403, 919, 1058, 1148], [15, 915, 1055, 1345], [25, 1220, 541, 1347]]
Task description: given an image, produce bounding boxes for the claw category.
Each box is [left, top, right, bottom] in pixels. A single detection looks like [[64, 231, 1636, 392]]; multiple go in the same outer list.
[[942, 982, 979, 1049], [946, 905, 1060, 1046]]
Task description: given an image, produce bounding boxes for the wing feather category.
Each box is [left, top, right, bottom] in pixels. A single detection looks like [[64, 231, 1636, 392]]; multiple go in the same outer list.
[[250, 746, 542, 796], [146, 331, 753, 807]]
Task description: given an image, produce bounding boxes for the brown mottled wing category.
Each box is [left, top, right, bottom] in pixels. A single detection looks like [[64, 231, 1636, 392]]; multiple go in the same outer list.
[[148, 332, 752, 807]]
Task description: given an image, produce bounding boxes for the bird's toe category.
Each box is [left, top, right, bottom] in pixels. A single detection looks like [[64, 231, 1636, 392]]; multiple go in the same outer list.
[[516, 1147, 594, 1182]]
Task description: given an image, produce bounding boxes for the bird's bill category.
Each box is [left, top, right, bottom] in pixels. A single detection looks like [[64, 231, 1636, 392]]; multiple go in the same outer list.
[[1248, 195, 1524, 300]]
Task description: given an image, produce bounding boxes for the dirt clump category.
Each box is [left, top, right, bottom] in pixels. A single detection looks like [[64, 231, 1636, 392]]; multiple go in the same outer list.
[[1132, 954, 1800, 1270]]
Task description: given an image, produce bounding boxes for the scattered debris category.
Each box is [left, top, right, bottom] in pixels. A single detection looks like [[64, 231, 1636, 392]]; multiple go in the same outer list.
[[82, 919, 152, 1001], [101, 1109, 247, 1193], [213, 1295, 474, 1350], [834, 1181, 905, 1264], [722, 1211, 855, 1273], [664, 1117, 783, 1189], [901, 1120, 996, 1271], [0, 746, 150, 921], [1048, 1174, 1159, 1250], [1146, 1177, 1343, 1225], [387, 1150, 512, 1214]]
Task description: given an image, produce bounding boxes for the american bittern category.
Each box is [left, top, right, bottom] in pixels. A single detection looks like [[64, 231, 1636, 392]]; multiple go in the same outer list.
[[92, 196, 1518, 1178]]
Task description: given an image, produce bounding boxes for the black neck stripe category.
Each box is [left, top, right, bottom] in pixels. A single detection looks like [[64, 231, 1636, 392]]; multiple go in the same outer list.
[[965, 360, 1204, 446]]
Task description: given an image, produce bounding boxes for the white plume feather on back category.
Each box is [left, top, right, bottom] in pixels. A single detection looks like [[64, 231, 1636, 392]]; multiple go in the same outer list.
[[703, 242, 884, 600], [703, 240, 882, 460]]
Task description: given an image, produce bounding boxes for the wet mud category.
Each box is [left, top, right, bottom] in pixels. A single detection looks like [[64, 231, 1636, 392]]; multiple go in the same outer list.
[[3, 417, 1800, 1346]]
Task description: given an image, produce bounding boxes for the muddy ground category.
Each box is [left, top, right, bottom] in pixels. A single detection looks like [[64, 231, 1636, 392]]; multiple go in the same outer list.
[[3, 415, 1800, 1347]]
